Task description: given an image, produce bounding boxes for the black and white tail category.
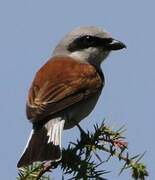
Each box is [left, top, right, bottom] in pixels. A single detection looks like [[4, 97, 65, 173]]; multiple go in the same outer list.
[[17, 118, 65, 168]]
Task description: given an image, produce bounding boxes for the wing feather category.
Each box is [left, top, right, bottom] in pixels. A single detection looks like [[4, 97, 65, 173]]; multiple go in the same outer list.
[[26, 57, 103, 122]]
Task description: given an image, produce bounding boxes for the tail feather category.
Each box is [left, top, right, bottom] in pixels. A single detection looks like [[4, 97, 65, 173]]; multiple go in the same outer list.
[[17, 119, 65, 168]]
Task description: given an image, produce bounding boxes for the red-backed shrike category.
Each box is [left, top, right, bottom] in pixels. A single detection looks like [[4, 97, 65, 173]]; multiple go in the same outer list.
[[17, 26, 126, 167]]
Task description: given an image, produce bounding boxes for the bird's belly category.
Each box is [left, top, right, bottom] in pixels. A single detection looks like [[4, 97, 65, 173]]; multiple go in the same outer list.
[[64, 92, 101, 129]]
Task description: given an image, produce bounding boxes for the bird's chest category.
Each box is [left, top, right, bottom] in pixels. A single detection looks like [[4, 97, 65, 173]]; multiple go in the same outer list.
[[64, 90, 102, 129]]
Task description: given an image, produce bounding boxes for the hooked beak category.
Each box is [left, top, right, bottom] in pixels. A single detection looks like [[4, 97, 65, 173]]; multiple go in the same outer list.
[[105, 39, 126, 50]]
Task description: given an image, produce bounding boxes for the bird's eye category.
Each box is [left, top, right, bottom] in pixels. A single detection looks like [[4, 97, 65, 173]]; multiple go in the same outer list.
[[80, 35, 95, 46], [68, 35, 96, 52], [84, 35, 92, 41]]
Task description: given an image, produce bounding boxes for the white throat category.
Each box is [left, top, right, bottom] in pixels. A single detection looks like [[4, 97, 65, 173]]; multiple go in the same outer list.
[[69, 47, 110, 67]]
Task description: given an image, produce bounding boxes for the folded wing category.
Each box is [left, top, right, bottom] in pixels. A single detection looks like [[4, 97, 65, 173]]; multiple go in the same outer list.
[[26, 56, 103, 123]]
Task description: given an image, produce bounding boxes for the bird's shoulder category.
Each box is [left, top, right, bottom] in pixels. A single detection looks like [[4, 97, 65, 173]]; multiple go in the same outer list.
[[33, 56, 102, 87]]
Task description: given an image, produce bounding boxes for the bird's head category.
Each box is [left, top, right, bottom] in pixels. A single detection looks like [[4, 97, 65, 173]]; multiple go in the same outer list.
[[53, 26, 126, 67]]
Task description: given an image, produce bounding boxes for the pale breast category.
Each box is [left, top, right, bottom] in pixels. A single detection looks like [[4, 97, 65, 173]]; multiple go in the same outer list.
[[64, 90, 102, 129]]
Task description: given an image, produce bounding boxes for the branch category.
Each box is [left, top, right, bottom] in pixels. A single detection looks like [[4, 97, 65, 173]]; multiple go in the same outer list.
[[17, 121, 148, 180]]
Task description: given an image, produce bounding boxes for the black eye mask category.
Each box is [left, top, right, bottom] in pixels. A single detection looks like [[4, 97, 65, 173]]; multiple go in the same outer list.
[[68, 35, 113, 52]]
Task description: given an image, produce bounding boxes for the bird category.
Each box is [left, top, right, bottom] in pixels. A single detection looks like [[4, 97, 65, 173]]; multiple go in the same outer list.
[[17, 26, 126, 168]]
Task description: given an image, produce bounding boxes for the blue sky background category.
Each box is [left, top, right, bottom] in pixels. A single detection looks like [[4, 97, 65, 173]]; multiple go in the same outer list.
[[0, 0, 154, 179]]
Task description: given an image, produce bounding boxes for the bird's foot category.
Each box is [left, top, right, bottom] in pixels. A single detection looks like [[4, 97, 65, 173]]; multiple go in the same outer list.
[[76, 124, 87, 135]]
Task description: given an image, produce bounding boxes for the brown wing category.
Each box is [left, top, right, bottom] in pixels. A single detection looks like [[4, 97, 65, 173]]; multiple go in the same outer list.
[[26, 56, 103, 122]]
